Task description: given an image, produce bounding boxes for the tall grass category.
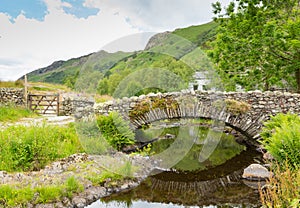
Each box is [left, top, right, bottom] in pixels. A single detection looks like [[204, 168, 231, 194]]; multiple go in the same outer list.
[[75, 121, 113, 155], [0, 123, 83, 172], [0, 80, 24, 88], [260, 164, 300, 207], [0, 104, 37, 122], [0, 176, 84, 207]]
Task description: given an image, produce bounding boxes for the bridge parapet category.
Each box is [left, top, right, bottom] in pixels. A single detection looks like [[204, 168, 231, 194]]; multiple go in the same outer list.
[[94, 90, 300, 140]]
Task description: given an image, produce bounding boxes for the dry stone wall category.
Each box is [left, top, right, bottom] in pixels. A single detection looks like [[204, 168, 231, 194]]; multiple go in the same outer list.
[[94, 90, 300, 117], [60, 94, 94, 118], [0, 88, 25, 105], [92, 90, 300, 140]]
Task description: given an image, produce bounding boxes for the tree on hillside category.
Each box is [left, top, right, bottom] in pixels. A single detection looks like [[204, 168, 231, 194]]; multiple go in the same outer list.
[[210, 0, 300, 92]]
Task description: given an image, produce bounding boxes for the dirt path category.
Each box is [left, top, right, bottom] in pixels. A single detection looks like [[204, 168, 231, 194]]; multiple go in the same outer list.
[[0, 115, 75, 130]]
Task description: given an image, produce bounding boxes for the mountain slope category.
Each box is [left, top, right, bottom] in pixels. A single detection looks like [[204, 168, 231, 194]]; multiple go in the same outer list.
[[97, 21, 218, 95], [24, 50, 133, 84], [24, 21, 218, 93]]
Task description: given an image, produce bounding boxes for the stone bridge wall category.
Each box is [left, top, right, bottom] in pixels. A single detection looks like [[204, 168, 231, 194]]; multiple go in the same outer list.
[[93, 90, 300, 139], [95, 90, 300, 116], [0, 88, 25, 105]]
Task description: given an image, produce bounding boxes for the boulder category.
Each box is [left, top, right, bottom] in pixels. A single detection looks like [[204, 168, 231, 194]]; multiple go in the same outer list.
[[242, 164, 273, 181]]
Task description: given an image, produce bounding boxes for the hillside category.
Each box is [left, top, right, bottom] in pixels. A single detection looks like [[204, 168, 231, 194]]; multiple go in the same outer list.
[[23, 21, 218, 94], [23, 50, 133, 85]]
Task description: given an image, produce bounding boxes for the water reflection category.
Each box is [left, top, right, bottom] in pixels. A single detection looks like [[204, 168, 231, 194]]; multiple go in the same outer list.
[[99, 147, 262, 208], [138, 122, 246, 172], [89, 200, 207, 208], [89, 200, 221, 208], [87, 120, 262, 208]]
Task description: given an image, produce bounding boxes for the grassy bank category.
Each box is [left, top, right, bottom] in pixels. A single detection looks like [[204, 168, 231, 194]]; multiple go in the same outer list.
[[0, 124, 83, 172], [0, 105, 37, 122], [0, 176, 83, 207]]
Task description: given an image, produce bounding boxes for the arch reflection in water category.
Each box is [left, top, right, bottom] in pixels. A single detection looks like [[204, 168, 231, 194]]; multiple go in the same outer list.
[[89, 200, 213, 208], [87, 121, 262, 208]]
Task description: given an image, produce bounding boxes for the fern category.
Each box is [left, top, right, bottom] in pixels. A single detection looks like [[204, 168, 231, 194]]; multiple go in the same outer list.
[[260, 113, 300, 170]]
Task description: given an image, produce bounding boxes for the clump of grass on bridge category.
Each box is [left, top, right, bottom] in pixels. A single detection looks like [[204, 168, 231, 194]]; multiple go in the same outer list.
[[0, 123, 83, 172], [0, 104, 37, 122]]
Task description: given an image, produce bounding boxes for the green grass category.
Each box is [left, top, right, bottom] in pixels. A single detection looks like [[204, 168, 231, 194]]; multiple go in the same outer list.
[[28, 82, 71, 93], [75, 121, 113, 155], [0, 104, 37, 122], [86, 161, 134, 186], [0, 176, 84, 207], [86, 171, 124, 186], [0, 80, 24, 88], [0, 123, 83, 172], [173, 21, 218, 45]]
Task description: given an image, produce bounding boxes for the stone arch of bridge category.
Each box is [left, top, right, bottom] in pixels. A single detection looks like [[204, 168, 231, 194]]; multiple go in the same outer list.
[[127, 102, 266, 145]]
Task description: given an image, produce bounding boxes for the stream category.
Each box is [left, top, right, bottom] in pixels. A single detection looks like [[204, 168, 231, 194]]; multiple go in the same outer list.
[[87, 119, 263, 208]]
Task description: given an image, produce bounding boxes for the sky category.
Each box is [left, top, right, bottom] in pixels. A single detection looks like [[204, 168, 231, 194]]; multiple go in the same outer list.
[[0, 0, 231, 81]]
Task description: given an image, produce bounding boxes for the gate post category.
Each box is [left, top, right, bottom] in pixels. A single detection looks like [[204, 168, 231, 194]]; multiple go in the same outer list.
[[24, 74, 28, 108], [57, 94, 60, 116], [28, 94, 32, 111]]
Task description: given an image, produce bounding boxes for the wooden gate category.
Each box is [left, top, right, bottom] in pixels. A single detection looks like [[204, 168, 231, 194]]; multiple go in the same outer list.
[[28, 94, 60, 115]]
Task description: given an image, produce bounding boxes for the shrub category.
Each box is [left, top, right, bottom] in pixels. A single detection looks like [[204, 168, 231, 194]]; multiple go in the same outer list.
[[75, 121, 113, 154], [0, 123, 83, 172], [260, 113, 300, 170], [96, 112, 135, 151]]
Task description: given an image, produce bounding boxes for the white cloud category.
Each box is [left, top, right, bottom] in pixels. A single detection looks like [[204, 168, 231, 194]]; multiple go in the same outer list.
[[84, 0, 231, 31], [0, 0, 231, 81], [0, 0, 140, 81]]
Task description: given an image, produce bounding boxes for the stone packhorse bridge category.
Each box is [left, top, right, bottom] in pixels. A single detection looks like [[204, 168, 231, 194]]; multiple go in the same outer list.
[[94, 90, 300, 141]]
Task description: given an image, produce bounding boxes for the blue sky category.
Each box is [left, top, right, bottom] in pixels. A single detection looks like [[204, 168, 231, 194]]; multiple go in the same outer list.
[[0, 0, 231, 80], [0, 0, 99, 21]]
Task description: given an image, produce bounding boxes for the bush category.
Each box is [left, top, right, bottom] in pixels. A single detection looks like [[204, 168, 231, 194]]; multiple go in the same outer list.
[[0, 123, 83, 172], [75, 121, 113, 154], [260, 113, 300, 170], [96, 112, 135, 151]]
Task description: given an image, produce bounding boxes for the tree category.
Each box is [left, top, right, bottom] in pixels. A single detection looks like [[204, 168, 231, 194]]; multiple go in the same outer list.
[[210, 0, 300, 92]]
